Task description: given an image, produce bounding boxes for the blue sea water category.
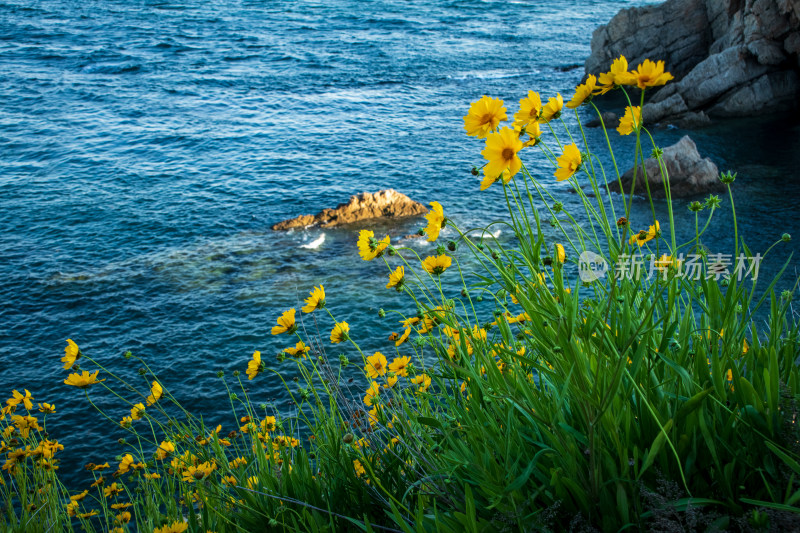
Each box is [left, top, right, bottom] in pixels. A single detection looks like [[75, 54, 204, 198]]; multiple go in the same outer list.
[[2, 0, 799, 486]]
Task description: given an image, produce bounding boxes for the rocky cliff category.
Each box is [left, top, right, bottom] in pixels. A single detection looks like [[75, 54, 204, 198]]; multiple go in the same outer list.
[[586, 0, 800, 125]]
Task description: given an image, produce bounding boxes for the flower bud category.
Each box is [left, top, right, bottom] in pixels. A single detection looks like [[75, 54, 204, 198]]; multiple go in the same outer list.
[[719, 170, 737, 184], [447, 241, 457, 252], [616, 217, 628, 226], [342, 433, 354, 444], [124, 351, 132, 359], [233, 370, 240, 377], [471, 166, 479, 176], [688, 201, 703, 212], [782, 233, 791, 242], [216, 371, 224, 378], [378, 308, 385, 318], [553, 201, 563, 213]]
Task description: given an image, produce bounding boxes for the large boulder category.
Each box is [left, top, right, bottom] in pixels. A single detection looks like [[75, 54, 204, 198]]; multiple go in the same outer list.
[[585, 0, 800, 125], [272, 189, 427, 230], [609, 136, 722, 197]]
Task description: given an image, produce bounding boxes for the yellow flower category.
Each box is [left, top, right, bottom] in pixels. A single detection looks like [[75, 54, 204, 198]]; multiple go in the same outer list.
[[363, 381, 380, 406], [554, 243, 565, 264], [271, 308, 297, 335], [365, 352, 388, 379], [388, 356, 410, 377], [283, 341, 310, 358], [384, 375, 398, 388], [301, 285, 325, 313], [518, 121, 542, 148], [62, 339, 80, 370], [37, 403, 56, 414], [246, 476, 259, 490], [386, 266, 405, 290], [357, 229, 390, 260], [617, 106, 642, 135], [353, 459, 367, 477], [654, 254, 681, 274], [513, 91, 542, 129], [423, 201, 445, 242], [182, 461, 216, 483], [539, 93, 563, 123], [410, 374, 431, 393], [104, 482, 123, 498], [7, 390, 33, 411], [130, 403, 145, 420], [481, 126, 523, 187], [463, 95, 507, 138], [628, 221, 660, 246], [246, 351, 263, 380], [597, 56, 636, 93], [422, 254, 452, 275], [271, 435, 299, 449], [630, 59, 674, 90], [565, 75, 596, 109], [118, 454, 134, 474], [115, 511, 132, 524], [154, 521, 189, 533], [64, 370, 104, 389], [395, 327, 411, 346], [156, 440, 175, 461], [70, 490, 89, 502], [330, 322, 349, 344], [146, 381, 163, 406], [260, 416, 277, 433], [554, 144, 582, 181], [119, 416, 133, 429], [65, 501, 79, 517], [229, 456, 247, 469]]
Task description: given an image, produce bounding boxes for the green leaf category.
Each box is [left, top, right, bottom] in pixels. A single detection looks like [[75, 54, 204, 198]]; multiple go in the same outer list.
[[639, 418, 674, 478]]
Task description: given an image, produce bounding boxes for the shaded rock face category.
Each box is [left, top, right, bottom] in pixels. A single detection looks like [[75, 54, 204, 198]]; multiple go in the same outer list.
[[271, 189, 428, 230], [586, 0, 800, 125], [609, 135, 722, 197]]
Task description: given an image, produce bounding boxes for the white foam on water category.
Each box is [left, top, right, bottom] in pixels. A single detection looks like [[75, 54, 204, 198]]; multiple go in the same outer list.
[[301, 233, 326, 249]]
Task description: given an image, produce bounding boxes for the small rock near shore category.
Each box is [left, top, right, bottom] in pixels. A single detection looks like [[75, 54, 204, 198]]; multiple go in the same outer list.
[[272, 189, 428, 230], [609, 135, 722, 198]]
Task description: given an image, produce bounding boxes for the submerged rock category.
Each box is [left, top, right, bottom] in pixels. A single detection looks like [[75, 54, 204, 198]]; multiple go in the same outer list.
[[272, 189, 428, 230], [585, 0, 800, 126], [610, 135, 722, 197]]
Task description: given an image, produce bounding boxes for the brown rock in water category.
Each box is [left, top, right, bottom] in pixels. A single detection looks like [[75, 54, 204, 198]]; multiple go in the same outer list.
[[585, 0, 800, 126], [272, 189, 428, 230], [609, 135, 722, 197]]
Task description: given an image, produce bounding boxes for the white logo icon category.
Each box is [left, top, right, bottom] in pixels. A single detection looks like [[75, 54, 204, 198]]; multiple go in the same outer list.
[[578, 251, 608, 282]]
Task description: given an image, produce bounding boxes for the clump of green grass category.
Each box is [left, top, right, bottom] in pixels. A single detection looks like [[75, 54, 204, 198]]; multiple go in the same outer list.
[[2, 55, 799, 533]]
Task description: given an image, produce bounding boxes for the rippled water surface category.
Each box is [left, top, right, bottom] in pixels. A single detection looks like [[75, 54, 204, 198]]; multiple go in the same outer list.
[[2, 0, 799, 484]]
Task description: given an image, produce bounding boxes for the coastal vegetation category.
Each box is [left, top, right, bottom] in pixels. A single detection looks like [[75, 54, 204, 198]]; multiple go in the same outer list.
[[2, 56, 799, 532]]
